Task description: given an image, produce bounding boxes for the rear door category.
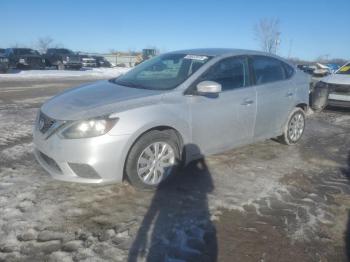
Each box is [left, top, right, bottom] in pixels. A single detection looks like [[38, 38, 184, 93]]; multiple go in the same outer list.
[[250, 56, 295, 139], [188, 56, 256, 155]]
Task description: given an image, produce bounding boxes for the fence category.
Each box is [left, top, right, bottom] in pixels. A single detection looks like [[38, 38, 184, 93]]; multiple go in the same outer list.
[[102, 55, 138, 67]]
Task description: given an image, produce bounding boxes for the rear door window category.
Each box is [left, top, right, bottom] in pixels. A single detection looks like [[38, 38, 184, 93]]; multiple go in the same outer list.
[[252, 56, 286, 85]]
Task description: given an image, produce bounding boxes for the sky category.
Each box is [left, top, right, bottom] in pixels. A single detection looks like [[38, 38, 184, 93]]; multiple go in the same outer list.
[[1, 0, 348, 60]]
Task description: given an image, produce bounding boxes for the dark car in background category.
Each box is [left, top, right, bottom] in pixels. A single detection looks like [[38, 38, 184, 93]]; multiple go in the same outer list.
[[92, 56, 111, 68], [5, 48, 45, 69], [0, 48, 9, 73], [45, 48, 82, 70]]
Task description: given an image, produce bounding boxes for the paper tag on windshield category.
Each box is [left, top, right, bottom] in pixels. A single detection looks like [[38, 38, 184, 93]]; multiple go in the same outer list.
[[184, 55, 208, 61]]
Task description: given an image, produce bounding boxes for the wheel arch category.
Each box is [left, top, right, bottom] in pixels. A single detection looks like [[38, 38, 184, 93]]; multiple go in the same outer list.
[[122, 125, 185, 182], [295, 103, 308, 112]]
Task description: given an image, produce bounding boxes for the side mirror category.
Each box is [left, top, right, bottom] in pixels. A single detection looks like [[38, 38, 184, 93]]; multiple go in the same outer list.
[[196, 81, 222, 95]]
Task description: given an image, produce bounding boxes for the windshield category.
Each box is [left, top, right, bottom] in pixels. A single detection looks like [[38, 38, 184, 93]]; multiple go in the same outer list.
[[112, 53, 211, 90], [15, 49, 39, 55], [54, 49, 73, 54], [337, 63, 350, 75]]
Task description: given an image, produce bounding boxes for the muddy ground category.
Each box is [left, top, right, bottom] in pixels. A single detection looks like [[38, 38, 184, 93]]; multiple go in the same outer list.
[[0, 78, 349, 262]]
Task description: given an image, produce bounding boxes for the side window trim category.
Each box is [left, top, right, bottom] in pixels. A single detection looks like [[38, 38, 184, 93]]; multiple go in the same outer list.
[[282, 62, 296, 80], [248, 56, 257, 86], [185, 55, 251, 95]]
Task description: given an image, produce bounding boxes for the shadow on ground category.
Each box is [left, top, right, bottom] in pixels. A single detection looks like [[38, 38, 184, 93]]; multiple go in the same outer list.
[[343, 152, 350, 261], [128, 157, 217, 262]]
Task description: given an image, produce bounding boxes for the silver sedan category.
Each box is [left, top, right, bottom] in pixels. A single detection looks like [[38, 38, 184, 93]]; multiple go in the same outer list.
[[33, 49, 309, 189]]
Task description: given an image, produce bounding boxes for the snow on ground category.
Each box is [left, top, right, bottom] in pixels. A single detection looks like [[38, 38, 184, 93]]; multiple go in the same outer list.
[[0, 109, 37, 146], [13, 96, 52, 105], [0, 79, 350, 260], [0, 67, 130, 81]]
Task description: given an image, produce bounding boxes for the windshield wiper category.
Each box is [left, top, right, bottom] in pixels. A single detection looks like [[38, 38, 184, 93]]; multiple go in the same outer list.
[[114, 80, 149, 89]]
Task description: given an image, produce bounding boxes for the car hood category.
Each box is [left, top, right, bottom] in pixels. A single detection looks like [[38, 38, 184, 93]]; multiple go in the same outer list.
[[323, 74, 350, 85], [41, 80, 164, 120]]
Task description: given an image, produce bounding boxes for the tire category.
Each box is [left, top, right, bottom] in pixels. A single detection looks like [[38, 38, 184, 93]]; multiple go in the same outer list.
[[279, 108, 306, 145], [125, 130, 181, 190]]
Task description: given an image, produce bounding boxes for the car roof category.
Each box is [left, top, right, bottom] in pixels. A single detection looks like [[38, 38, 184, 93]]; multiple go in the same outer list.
[[9, 48, 34, 50], [169, 48, 272, 57]]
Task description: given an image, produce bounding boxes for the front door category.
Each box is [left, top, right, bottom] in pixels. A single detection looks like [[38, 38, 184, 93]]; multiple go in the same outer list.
[[187, 56, 256, 156]]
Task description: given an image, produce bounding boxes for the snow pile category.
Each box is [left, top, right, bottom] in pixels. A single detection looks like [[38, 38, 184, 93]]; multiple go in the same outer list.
[[0, 67, 130, 80]]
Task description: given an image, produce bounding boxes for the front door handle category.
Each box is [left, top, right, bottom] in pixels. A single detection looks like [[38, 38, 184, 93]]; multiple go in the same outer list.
[[286, 92, 294, 97], [241, 99, 254, 106]]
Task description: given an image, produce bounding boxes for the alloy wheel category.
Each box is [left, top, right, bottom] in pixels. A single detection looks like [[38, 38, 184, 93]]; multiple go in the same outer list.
[[136, 142, 175, 185]]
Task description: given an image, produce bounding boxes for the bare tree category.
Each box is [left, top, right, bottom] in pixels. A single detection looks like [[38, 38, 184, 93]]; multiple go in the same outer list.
[[254, 18, 281, 54], [36, 36, 54, 54]]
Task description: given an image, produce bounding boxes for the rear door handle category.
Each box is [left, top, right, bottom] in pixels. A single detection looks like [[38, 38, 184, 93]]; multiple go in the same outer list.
[[286, 92, 294, 97], [241, 99, 254, 106]]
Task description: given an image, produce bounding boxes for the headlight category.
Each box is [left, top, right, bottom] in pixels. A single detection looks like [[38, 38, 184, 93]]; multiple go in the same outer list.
[[66, 56, 70, 61], [59, 116, 118, 139], [19, 58, 26, 63]]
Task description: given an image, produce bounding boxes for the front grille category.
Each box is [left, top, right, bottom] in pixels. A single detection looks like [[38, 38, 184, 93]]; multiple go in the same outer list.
[[38, 112, 56, 134], [39, 151, 61, 173], [328, 83, 350, 94]]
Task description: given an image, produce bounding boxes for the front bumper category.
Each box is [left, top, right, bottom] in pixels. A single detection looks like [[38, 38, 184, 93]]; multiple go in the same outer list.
[[65, 62, 82, 69], [327, 83, 350, 108], [328, 93, 350, 108], [33, 128, 131, 184], [82, 62, 97, 67]]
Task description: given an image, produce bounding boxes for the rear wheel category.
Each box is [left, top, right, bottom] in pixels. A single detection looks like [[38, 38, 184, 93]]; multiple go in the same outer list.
[[125, 130, 181, 190], [279, 108, 306, 145]]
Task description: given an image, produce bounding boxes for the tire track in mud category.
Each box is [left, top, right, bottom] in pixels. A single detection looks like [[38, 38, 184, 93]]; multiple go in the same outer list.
[[1, 96, 350, 261]]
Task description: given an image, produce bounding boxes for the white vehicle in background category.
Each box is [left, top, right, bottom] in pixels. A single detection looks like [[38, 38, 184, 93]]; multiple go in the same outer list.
[[80, 55, 97, 67], [312, 62, 350, 109], [313, 63, 330, 77]]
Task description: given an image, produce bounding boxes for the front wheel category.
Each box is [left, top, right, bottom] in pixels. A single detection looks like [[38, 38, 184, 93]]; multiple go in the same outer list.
[[125, 130, 181, 190], [279, 108, 306, 145]]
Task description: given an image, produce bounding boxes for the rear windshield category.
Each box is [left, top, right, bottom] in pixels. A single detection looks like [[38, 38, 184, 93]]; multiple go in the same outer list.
[[337, 63, 350, 75]]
